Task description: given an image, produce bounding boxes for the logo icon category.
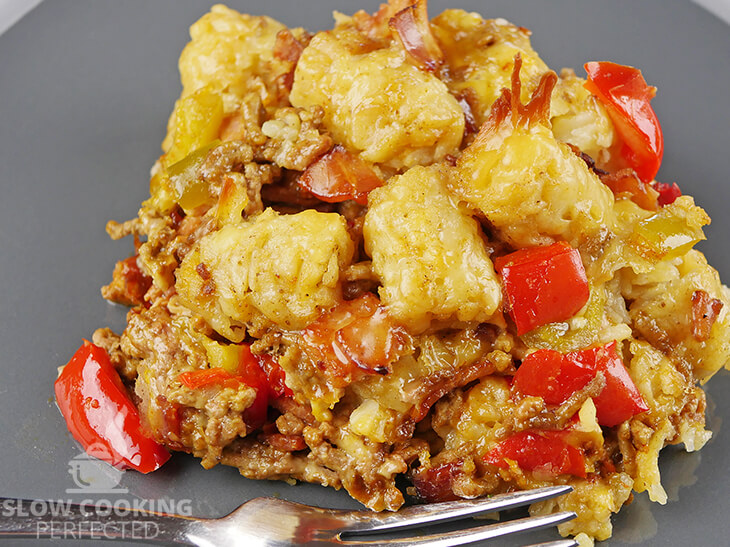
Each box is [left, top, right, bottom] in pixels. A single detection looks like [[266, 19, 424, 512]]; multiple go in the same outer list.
[[66, 444, 128, 494]]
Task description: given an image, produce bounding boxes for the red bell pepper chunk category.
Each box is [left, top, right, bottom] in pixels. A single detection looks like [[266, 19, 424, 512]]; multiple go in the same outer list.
[[178, 344, 292, 430], [484, 430, 586, 478], [494, 241, 590, 335], [236, 349, 270, 428], [513, 342, 648, 427], [54, 341, 170, 473], [654, 181, 682, 206], [583, 343, 649, 426], [584, 61, 664, 183], [298, 145, 383, 205], [512, 348, 595, 405], [178, 368, 240, 389], [255, 353, 294, 399]]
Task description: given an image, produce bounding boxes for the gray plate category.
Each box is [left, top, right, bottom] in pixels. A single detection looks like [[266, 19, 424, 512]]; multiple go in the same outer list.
[[1, 1, 728, 545]]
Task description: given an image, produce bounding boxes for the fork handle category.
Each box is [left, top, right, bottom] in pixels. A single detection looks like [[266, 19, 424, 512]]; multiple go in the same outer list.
[[0, 497, 195, 544]]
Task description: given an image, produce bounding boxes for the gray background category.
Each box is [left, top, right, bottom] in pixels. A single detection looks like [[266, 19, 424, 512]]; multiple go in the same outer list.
[[1, 1, 729, 545]]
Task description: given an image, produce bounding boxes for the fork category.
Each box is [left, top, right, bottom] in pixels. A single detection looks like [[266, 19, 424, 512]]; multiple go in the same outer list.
[[0, 485, 577, 546]]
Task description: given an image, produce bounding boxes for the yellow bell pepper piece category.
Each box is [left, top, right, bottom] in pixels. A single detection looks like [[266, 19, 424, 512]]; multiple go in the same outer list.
[[633, 211, 705, 260], [167, 140, 220, 214], [165, 86, 224, 167]]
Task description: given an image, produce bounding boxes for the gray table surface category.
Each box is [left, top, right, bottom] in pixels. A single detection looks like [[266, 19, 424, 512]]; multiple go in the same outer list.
[[2, 0, 728, 33], [1, 1, 729, 546]]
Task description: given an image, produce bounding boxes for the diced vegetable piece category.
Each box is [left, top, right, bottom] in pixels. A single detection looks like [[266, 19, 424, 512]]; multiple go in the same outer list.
[[633, 212, 705, 260], [54, 341, 170, 473], [520, 284, 607, 353], [259, 353, 293, 399], [166, 86, 224, 166], [494, 241, 590, 335], [118, 255, 152, 305], [200, 337, 244, 375], [513, 348, 595, 405], [178, 343, 292, 429], [584, 61, 663, 183], [485, 430, 586, 478], [572, 342, 648, 427], [237, 345, 275, 426], [178, 368, 241, 389], [166, 140, 220, 213], [298, 145, 383, 205], [513, 342, 648, 427], [654, 181, 682, 206]]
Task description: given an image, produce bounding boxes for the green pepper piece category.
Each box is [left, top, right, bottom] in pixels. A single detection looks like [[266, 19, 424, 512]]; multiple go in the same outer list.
[[167, 140, 220, 214]]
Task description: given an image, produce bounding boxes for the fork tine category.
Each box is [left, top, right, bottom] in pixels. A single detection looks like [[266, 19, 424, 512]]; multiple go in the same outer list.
[[338, 511, 577, 547], [342, 485, 573, 533], [524, 540, 578, 547]]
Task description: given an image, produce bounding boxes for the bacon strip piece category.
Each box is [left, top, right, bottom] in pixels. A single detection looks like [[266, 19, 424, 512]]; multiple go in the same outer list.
[[389, 0, 444, 72], [691, 290, 723, 341], [600, 168, 659, 211], [475, 54, 557, 146]]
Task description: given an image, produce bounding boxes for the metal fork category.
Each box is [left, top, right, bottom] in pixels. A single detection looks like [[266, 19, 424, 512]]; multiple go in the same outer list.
[[0, 485, 577, 546]]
